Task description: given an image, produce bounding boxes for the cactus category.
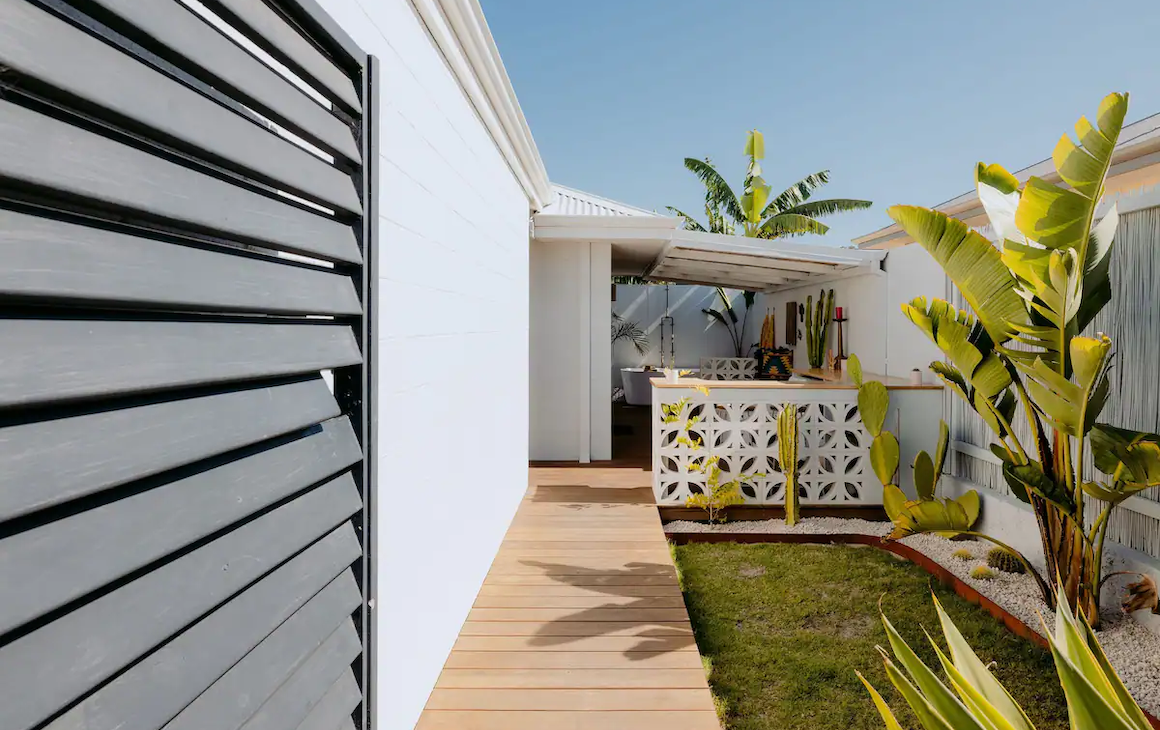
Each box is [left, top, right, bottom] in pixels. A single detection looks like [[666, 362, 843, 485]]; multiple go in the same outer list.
[[951, 548, 974, 561], [804, 288, 834, 368], [970, 566, 998, 581], [777, 404, 801, 526], [986, 546, 1026, 574]]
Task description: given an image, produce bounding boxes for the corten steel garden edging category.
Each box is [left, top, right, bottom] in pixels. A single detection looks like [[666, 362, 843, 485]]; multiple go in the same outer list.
[[665, 529, 1160, 730]]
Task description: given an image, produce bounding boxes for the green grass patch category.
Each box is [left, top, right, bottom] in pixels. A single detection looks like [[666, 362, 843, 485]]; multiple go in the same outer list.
[[673, 542, 1068, 730]]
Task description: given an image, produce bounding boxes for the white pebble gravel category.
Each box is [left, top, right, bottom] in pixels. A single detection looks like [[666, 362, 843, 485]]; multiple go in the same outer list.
[[665, 517, 1160, 715]]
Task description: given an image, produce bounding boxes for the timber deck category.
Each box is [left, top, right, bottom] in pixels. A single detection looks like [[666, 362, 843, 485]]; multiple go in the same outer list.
[[416, 463, 720, 729]]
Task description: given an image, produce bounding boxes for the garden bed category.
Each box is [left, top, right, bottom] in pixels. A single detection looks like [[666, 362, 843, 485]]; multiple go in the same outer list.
[[667, 517, 1160, 726]]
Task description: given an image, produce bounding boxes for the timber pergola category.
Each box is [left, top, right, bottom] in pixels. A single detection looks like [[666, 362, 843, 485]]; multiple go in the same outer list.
[[642, 229, 885, 293], [532, 203, 886, 293]]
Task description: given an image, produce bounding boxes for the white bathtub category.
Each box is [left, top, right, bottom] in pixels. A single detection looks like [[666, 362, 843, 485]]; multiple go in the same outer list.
[[620, 367, 664, 406]]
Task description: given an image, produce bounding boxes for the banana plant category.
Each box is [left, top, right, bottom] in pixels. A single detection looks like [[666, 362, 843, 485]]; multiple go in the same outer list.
[[777, 404, 801, 526], [859, 591, 1153, 730], [670, 130, 872, 239], [888, 92, 1160, 625], [702, 287, 756, 357]]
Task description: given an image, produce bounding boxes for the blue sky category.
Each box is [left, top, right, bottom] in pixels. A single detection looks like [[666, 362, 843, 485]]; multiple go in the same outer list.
[[483, 0, 1160, 246]]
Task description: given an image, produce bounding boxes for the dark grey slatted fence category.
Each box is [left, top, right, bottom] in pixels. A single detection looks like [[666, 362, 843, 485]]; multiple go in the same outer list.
[[0, 2, 376, 729]]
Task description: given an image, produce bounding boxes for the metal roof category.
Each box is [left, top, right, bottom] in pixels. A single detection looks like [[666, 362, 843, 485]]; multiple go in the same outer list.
[[539, 184, 661, 217], [854, 111, 1160, 250]]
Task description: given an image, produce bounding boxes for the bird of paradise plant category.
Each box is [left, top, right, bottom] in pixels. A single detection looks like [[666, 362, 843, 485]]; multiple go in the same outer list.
[[887, 92, 1160, 626], [667, 130, 872, 239]]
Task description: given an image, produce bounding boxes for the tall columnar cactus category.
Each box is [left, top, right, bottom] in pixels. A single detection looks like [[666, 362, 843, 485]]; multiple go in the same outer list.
[[777, 404, 800, 525], [804, 288, 834, 368]]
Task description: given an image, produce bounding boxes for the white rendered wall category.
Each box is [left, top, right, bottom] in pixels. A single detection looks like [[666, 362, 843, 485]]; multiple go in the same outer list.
[[315, 2, 532, 727], [529, 241, 611, 461], [611, 284, 748, 386]]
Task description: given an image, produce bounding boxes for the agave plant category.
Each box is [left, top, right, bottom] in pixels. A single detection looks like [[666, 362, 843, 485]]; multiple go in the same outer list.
[[859, 591, 1153, 730], [668, 130, 872, 239], [887, 92, 1160, 626]]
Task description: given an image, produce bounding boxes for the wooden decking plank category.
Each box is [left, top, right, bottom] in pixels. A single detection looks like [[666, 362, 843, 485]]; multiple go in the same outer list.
[[474, 595, 686, 609], [452, 635, 698, 654], [468, 607, 693, 622], [436, 668, 710, 689], [425, 688, 714, 711], [416, 464, 720, 729], [443, 651, 704, 669], [476, 584, 682, 598], [417, 711, 721, 730]]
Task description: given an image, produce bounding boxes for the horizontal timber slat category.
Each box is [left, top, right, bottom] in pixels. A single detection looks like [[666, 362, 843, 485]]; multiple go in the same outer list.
[[473, 596, 686, 609], [84, 0, 360, 162], [0, 414, 360, 634], [452, 635, 697, 654], [0, 377, 342, 522], [0, 209, 360, 314], [205, 0, 361, 113], [47, 531, 360, 730], [0, 477, 361, 730], [294, 671, 361, 730], [475, 584, 682, 598], [468, 608, 691, 623], [0, 1, 360, 213], [443, 651, 703, 669], [165, 575, 361, 730], [425, 688, 713, 712], [0, 101, 360, 262], [436, 668, 710, 689], [458, 621, 693, 638], [238, 621, 361, 730], [417, 711, 721, 730], [0, 320, 360, 408]]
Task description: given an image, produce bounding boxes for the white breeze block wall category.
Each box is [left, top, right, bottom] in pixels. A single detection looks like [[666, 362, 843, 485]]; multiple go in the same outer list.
[[317, 2, 532, 728]]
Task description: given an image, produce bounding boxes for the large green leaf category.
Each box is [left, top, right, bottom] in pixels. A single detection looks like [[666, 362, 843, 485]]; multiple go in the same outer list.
[[914, 450, 936, 501], [755, 212, 829, 239], [883, 483, 907, 521], [683, 157, 744, 223], [1018, 336, 1111, 437], [933, 595, 1036, 730], [975, 162, 1026, 246], [848, 352, 864, 388], [933, 422, 949, 482], [903, 298, 1010, 400], [763, 170, 830, 215], [1016, 93, 1127, 255], [1077, 205, 1120, 334], [871, 432, 900, 487], [888, 206, 1030, 343], [1088, 423, 1160, 504], [858, 380, 890, 437]]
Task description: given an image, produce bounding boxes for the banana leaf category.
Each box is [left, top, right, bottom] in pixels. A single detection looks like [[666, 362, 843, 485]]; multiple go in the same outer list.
[[1017, 336, 1111, 437], [888, 206, 1030, 344]]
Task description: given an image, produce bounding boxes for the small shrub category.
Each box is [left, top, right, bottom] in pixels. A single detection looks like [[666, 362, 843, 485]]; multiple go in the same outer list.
[[951, 548, 973, 561], [986, 546, 1026, 574], [970, 566, 997, 581]]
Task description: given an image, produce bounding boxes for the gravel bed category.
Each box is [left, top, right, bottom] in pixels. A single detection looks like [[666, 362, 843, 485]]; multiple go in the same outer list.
[[665, 517, 1160, 716]]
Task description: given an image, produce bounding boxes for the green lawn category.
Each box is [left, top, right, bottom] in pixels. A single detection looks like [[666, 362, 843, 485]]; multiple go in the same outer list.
[[673, 541, 1069, 730]]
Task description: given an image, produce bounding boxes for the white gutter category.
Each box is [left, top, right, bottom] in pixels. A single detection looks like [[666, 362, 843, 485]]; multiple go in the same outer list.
[[411, 0, 553, 210]]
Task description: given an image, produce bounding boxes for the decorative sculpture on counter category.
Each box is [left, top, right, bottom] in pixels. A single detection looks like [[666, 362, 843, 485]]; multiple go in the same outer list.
[[776, 404, 801, 525], [804, 288, 834, 369], [755, 309, 793, 380]]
